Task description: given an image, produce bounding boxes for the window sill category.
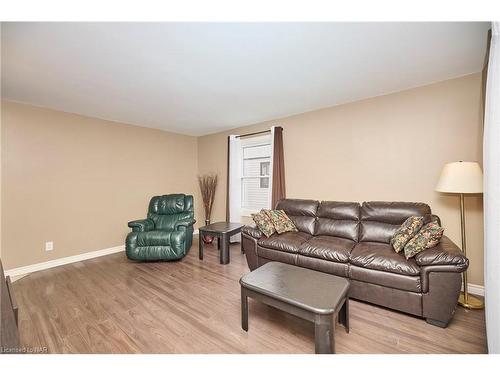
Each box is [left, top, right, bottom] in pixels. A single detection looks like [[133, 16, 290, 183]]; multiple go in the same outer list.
[[240, 208, 262, 217]]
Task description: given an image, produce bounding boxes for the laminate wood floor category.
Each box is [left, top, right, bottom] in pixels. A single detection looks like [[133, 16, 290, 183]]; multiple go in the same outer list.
[[12, 238, 487, 354]]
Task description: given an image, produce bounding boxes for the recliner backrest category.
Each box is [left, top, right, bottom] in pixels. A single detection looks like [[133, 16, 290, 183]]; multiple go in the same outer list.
[[316, 201, 361, 241], [147, 194, 194, 231], [359, 201, 432, 243], [275, 199, 319, 235]]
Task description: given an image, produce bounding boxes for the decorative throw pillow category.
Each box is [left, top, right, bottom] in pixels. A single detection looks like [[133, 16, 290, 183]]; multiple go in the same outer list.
[[403, 222, 445, 259], [263, 209, 298, 234], [251, 211, 276, 238], [390, 216, 425, 253]]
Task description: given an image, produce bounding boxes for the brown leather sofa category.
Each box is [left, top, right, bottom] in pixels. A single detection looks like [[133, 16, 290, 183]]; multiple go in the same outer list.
[[241, 199, 469, 327]]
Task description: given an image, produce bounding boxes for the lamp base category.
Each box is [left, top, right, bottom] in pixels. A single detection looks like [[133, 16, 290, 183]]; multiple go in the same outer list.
[[458, 293, 484, 309]]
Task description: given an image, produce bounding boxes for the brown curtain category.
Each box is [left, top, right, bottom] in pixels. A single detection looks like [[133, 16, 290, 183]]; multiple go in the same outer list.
[[271, 126, 286, 208]]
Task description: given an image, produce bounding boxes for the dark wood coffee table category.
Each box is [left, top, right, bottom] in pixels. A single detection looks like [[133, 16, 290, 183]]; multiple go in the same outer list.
[[198, 222, 244, 264], [240, 262, 350, 354]]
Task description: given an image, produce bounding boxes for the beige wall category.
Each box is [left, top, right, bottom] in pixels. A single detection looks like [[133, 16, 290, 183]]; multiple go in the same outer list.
[[198, 73, 484, 285], [1, 101, 199, 269], [1, 73, 485, 285]]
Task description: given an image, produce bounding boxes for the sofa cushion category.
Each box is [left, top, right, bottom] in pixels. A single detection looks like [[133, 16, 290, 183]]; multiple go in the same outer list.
[[150, 211, 193, 231], [263, 209, 298, 234], [296, 255, 349, 277], [126, 230, 187, 260], [148, 194, 187, 215], [257, 231, 311, 253], [360, 202, 432, 243], [350, 241, 420, 276], [276, 199, 319, 235], [257, 247, 298, 265], [390, 216, 425, 253], [146, 194, 194, 231], [349, 265, 422, 292], [404, 222, 445, 259], [315, 201, 361, 241], [134, 230, 175, 246], [251, 210, 276, 237], [298, 236, 355, 263]]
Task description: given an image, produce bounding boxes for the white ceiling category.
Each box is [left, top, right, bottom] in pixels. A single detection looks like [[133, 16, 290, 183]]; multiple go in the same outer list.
[[1, 22, 490, 136]]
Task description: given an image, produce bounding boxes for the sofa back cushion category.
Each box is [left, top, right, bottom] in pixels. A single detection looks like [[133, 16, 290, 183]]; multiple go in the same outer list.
[[360, 201, 432, 243], [275, 199, 319, 235], [148, 194, 194, 231], [315, 201, 361, 241]]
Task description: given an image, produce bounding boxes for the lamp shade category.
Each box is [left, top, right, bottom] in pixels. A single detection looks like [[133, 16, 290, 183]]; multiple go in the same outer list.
[[435, 161, 483, 193]]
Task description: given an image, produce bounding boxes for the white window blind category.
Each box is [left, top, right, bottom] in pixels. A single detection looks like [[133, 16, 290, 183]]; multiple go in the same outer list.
[[240, 135, 271, 214]]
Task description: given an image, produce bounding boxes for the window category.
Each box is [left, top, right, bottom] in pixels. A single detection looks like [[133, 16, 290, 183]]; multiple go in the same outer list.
[[260, 161, 270, 188], [241, 135, 271, 214]]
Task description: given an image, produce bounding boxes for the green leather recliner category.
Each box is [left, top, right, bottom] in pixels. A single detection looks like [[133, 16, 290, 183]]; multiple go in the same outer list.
[[126, 194, 196, 261]]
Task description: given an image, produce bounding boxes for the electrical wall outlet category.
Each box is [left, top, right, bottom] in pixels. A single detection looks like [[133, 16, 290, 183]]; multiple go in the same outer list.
[[45, 241, 54, 251]]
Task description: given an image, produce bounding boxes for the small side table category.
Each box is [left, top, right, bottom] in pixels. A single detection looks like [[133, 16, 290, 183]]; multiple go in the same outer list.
[[198, 222, 244, 264]]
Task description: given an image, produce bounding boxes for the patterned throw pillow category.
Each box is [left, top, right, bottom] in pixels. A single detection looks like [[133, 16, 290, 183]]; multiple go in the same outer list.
[[251, 211, 276, 238], [404, 222, 445, 259], [390, 216, 425, 253], [263, 209, 298, 234]]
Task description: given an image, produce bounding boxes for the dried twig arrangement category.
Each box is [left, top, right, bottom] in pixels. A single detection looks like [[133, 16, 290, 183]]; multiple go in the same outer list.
[[198, 174, 218, 221]]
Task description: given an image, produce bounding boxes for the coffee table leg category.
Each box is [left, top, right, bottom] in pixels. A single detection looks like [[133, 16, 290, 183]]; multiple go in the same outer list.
[[315, 315, 334, 354], [241, 288, 248, 331], [338, 296, 350, 333], [220, 233, 230, 264], [199, 231, 204, 260]]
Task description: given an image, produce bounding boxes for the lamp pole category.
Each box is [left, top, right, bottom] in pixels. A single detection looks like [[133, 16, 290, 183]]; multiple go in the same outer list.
[[458, 193, 484, 309], [436, 161, 484, 309]]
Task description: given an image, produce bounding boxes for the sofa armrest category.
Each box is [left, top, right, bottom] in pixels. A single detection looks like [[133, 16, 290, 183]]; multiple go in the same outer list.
[[175, 219, 196, 231], [241, 224, 262, 239], [414, 235, 469, 270], [128, 218, 155, 232]]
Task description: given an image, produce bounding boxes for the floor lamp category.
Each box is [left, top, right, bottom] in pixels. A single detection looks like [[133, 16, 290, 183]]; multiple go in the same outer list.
[[435, 161, 484, 309]]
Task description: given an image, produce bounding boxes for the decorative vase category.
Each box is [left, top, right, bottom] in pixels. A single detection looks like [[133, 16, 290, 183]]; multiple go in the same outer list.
[[203, 219, 214, 244]]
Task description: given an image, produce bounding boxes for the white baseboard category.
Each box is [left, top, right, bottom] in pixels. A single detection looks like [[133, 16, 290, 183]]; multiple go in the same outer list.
[[6, 231, 200, 280], [5, 245, 125, 279], [464, 283, 484, 297], [8, 274, 29, 282]]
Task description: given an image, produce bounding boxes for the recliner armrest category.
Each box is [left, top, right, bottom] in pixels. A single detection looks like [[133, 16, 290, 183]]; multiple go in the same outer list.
[[241, 224, 262, 239], [175, 219, 196, 231], [128, 218, 155, 232], [415, 235, 469, 271]]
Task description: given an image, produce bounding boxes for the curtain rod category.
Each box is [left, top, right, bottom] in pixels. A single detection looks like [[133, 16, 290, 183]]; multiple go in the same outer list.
[[235, 127, 282, 138]]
